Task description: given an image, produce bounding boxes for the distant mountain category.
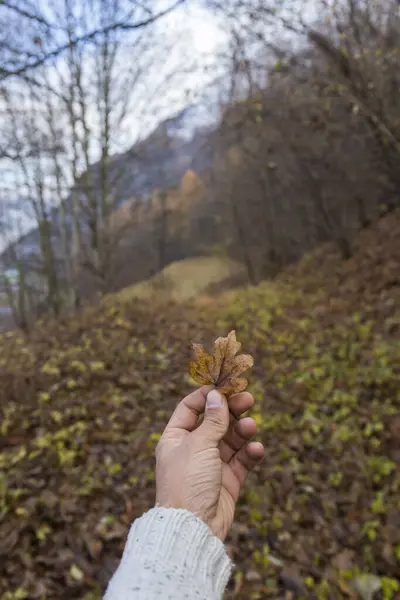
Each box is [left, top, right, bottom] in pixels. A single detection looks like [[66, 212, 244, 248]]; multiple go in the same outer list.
[[109, 104, 217, 205], [3, 104, 219, 263]]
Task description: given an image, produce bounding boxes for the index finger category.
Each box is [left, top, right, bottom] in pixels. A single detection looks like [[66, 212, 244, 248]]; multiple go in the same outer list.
[[165, 386, 212, 432]]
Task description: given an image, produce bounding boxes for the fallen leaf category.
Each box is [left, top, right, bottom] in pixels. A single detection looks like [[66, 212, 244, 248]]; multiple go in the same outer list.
[[337, 579, 354, 597], [279, 565, 306, 596], [69, 564, 84, 582], [40, 490, 58, 509], [351, 574, 381, 600], [189, 330, 254, 396], [267, 553, 284, 568], [245, 569, 262, 582], [332, 549, 355, 571]]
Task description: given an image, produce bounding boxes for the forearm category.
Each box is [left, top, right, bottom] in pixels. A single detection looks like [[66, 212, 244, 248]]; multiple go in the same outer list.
[[103, 507, 232, 600]]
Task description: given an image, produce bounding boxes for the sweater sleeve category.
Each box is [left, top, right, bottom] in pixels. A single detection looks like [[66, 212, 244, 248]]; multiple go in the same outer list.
[[103, 507, 232, 600]]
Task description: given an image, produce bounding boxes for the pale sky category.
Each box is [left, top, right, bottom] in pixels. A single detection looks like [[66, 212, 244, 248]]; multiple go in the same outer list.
[[0, 1, 228, 252], [119, 1, 228, 145]]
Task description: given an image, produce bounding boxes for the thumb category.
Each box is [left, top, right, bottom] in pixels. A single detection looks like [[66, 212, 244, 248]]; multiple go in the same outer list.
[[196, 389, 229, 447]]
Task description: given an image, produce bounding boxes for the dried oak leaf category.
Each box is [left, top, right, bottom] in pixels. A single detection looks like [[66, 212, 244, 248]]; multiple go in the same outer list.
[[189, 330, 254, 396]]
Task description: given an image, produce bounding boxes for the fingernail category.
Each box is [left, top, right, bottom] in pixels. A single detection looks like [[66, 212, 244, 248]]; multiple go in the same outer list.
[[206, 389, 223, 409]]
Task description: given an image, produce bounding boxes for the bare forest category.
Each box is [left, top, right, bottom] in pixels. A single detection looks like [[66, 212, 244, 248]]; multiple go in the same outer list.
[[0, 1, 400, 599], [0, 0, 398, 327]]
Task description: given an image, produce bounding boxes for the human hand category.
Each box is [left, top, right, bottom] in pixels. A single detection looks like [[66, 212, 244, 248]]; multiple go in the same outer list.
[[155, 386, 264, 540]]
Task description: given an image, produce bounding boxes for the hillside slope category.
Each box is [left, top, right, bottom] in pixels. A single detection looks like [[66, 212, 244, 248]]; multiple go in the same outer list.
[[0, 210, 399, 599], [2, 104, 214, 267], [116, 256, 246, 303]]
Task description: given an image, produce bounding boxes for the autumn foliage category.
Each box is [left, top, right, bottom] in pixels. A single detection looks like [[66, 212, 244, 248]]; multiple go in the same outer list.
[[190, 330, 253, 396], [0, 210, 399, 599]]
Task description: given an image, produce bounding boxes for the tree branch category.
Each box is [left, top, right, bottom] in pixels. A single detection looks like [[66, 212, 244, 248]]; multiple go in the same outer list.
[[0, 0, 51, 28], [0, 0, 187, 81]]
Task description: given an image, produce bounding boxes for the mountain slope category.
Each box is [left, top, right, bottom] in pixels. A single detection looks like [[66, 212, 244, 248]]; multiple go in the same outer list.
[[4, 104, 216, 264], [0, 210, 399, 599]]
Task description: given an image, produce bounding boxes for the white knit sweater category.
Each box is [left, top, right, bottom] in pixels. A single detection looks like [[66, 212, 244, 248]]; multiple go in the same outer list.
[[103, 507, 232, 599]]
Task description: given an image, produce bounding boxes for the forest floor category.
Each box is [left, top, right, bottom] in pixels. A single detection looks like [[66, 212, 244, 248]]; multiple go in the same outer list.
[[0, 210, 399, 600]]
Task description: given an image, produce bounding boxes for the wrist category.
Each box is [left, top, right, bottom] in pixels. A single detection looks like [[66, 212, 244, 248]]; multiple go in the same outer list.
[[105, 507, 232, 599]]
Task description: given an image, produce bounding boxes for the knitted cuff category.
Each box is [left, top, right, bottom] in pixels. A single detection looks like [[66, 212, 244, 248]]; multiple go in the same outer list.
[[104, 507, 232, 600]]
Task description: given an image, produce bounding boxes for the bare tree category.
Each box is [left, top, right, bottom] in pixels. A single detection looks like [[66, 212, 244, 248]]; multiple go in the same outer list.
[[0, 0, 201, 324], [201, 0, 399, 273], [0, 0, 187, 82]]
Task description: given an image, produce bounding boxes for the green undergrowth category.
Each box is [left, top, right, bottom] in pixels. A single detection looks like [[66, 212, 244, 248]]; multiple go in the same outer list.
[[0, 211, 399, 599], [207, 279, 400, 598]]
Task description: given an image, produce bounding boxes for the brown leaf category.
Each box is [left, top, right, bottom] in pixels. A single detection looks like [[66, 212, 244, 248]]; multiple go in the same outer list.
[[279, 565, 306, 596], [332, 549, 355, 571], [189, 330, 254, 396]]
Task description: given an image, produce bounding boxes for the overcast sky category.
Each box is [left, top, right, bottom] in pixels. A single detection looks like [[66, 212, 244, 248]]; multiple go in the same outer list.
[[0, 1, 229, 253]]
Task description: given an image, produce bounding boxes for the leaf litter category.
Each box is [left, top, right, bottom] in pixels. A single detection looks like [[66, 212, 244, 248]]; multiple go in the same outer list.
[[0, 210, 399, 599]]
